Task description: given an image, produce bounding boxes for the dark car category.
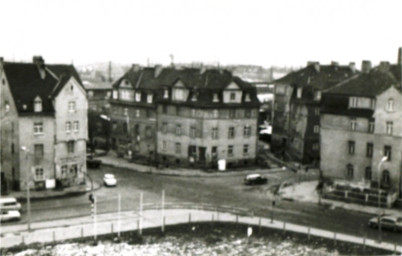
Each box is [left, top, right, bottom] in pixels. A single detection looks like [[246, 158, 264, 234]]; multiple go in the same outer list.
[[244, 174, 268, 185], [87, 154, 102, 168], [368, 215, 402, 232]]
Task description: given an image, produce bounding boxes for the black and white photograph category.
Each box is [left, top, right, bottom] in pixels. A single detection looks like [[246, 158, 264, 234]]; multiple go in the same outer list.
[[0, 0, 401, 255]]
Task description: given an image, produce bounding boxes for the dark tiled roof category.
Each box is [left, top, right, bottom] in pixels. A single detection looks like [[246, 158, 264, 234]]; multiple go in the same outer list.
[[324, 67, 399, 97], [3, 62, 83, 114], [112, 67, 260, 108]]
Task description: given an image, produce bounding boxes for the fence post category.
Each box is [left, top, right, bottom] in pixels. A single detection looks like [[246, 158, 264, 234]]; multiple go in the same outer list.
[[188, 213, 192, 223], [81, 227, 84, 238], [111, 223, 114, 234], [333, 232, 337, 246], [283, 222, 286, 234], [258, 217, 261, 233], [307, 227, 310, 241], [161, 216, 166, 233], [53, 231, 56, 242]]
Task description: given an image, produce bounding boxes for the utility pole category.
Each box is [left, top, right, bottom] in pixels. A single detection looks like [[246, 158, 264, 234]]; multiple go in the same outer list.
[[377, 156, 388, 243]]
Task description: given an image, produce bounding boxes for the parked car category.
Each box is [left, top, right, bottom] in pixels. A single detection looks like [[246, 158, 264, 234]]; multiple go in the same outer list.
[[103, 173, 117, 187], [0, 197, 21, 211], [244, 174, 268, 185], [0, 210, 21, 222], [368, 214, 402, 232], [87, 154, 102, 169]]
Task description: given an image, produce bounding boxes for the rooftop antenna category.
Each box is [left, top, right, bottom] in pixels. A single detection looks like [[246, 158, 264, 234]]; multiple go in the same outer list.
[[169, 54, 174, 67]]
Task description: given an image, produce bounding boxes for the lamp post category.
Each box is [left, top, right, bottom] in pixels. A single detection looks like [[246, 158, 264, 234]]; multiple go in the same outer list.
[[377, 156, 388, 243], [20, 146, 31, 232]]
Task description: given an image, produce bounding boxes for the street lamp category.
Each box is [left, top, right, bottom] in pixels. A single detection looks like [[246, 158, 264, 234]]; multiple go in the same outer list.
[[20, 146, 31, 232], [377, 156, 388, 243]]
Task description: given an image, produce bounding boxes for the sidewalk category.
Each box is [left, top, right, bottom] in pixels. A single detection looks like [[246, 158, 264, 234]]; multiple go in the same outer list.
[[96, 154, 289, 177], [6, 179, 101, 201]]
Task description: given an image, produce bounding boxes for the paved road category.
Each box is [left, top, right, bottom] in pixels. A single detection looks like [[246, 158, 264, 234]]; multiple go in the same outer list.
[[4, 165, 401, 245]]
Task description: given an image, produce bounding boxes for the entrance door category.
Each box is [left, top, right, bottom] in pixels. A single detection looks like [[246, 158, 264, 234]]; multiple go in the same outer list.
[[198, 147, 206, 162]]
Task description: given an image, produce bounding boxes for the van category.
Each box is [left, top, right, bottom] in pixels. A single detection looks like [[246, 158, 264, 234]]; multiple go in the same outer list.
[[0, 197, 21, 211]]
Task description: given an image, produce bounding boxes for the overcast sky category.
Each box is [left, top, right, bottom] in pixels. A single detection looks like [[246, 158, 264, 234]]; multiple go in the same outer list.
[[1, 0, 401, 67]]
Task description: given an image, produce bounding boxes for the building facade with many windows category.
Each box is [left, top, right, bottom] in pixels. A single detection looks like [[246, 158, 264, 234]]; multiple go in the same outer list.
[[320, 61, 402, 197], [0, 56, 87, 192], [110, 66, 260, 168]]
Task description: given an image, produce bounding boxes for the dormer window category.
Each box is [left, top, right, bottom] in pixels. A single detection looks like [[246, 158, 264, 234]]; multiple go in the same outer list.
[[230, 92, 236, 101], [191, 92, 197, 102], [175, 89, 183, 100], [113, 90, 118, 99], [164, 89, 169, 99], [147, 94, 153, 103], [297, 88, 302, 99], [387, 98, 394, 111], [349, 97, 358, 108], [245, 93, 251, 102], [135, 92, 141, 102], [213, 93, 219, 102], [34, 96, 42, 112]]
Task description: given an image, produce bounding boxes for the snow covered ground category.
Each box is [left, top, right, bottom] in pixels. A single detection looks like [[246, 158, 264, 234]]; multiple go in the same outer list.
[[279, 181, 319, 202]]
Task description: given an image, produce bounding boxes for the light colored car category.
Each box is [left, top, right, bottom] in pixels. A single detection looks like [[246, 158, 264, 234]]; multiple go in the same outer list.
[[103, 173, 117, 187], [368, 214, 402, 232], [0, 197, 21, 211], [0, 210, 21, 222]]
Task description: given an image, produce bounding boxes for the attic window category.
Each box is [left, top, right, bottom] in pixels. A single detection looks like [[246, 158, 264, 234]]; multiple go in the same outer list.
[[113, 90, 118, 99], [314, 91, 322, 101], [163, 89, 169, 99], [147, 94, 153, 103], [135, 92, 141, 102], [34, 97, 42, 112], [245, 93, 251, 102], [191, 92, 197, 102], [2, 79, 5, 85], [297, 88, 302, 99], [70, 85, 74, 92], [230, 92, 236, 101], [23, 104, 27, 110], [4, 101, 10, 112], [213, 93, 219, 102]]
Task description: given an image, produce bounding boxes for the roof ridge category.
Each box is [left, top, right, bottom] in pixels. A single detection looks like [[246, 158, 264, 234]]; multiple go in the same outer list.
[[322, 73, 360, 93]]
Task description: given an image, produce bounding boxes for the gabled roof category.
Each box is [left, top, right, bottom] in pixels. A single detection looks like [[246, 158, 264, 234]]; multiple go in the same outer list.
[[324, 66, 399, 97], [2, 61, 84, 115]]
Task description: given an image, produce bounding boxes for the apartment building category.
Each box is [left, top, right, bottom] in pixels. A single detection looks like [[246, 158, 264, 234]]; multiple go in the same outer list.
[[110, 65, 260, 168], [321, 60, 402, 197], [272, 62, 356, 163], [0, 56, 87, 192]]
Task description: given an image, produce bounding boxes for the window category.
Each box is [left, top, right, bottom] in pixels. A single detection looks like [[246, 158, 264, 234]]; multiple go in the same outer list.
[[365, 167, 372, 181], [244, 126, 251, 137], [147, 94, 153, 103], [212, 127, 218, 139], [135, 92, 141, 102], [366, 143, 373, 158], [312, 143, 319, 151], [4, 101, 10, 112], [11, 143, 14, 154], [105, 91, 111, 99], [176, 124, 182, 136], [123, 108, 128, 116], [244, 93, 251, 102], [146, 109, 151, 118], [348, 141, 355, 155], [34, 97, 42, 112], [243, 144, 249, 155], [162, 141, 167, 151], [73, 121, 79, 132], [70, 164, 78, 176], [88, 91, 94, 98], [120, 89, 132, 100], [230, 92, 236, 101], [162, 105, 168, 114], [368, 119, 375, 133], [313, 125, 320, 133], [228, 127, 235, 139], [175, 89, 183, 100], [61, 165, 68, 177], [34, 122, 43, 134], [175, 143, 181, 154], [314, 91, 322, 101], [213, 93, 219, 102], [163, 89, 169, 99], [245, 109, 251, 118], [136, 109, 140, 117], [384, 145, 392, 161], [314, 108, 320, 116], [297, 87, 302, 98], [191, 109, 196, 117], [228, 145, 234, 156], [382, 170, 390, 186], [229, 109, 235, 118], [213, 109, 219, 118], [190, 126, 196, 138], [349, 97, 358, 108], [67, 141, 75, 153], [68, 101, 76, 112], [35, 168, 44, 180], [350, 118, 357, 131], [162, 122, 168, 133], [34, 144, 44, 157], [346, 164, 354, 179], [386, 99, 394, 111], [66, 122, 71, 132], [386, 121, 393, 135]]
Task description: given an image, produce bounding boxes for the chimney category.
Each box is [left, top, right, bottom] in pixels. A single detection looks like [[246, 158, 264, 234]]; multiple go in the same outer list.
[[379, 61, 390, 72], [331, 61, 339, 66], [108, 61, 112, 82], [131, 64, 141, 72], [398, 47, 402, 65], [349, 62, 356, 73], [361, 60, 372, 73], [307, 61, 320, 72], [33, 56, 46, 79], [154, 65, 163, 78]]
